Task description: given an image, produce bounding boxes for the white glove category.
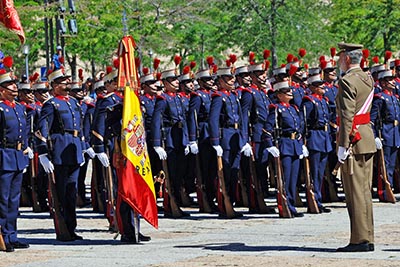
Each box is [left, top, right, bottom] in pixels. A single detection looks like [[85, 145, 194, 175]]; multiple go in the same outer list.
[[184, 145, 190, 156], [84, 147, 96, 159], [241, 143, 253, 157], [337, 146, 349, 164], [213, 145, 223, 157], [96, 152, 110, 167], [154, 146, 167, 160], [302, 145, 309, 158], [375, 137, 382, 150], [80, 154, 86, 166], [26, 147, 34, 159], [189, 141, 199, 154], [39, 154, 54, 173], [267, 146, 280, 158]]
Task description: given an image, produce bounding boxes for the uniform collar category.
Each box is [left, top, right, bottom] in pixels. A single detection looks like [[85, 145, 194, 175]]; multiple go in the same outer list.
[[279, 101, 290, 108], [2, 99, 16, 108], [114, 91, 124, 99], [166, 91, 176, 97], [144, 93, 154, 99], [219, 88, 230, 96], [312, 93, 323, 100], [55, 95, 69, 101], [383, 89, 393, 96]]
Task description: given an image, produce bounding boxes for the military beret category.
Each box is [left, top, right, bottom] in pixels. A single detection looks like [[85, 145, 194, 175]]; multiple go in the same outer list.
[[337, 42, 363, 55]]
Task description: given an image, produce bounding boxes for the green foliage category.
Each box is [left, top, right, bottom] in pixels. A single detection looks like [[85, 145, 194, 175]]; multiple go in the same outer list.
[[1, 0, 400, 78]]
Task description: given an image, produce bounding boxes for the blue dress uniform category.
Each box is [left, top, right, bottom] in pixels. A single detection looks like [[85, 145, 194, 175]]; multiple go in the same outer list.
[[0, 100, 29, 248], [187, 87, 217, 209], [76, 99, 95, 206], [209, 88, 246, 203], [240, 84, 271, 194], [301, 93, 333, 210], [265, 102, 304, 215], [290, 82, 305, 108], [151, 91, 189, 208], [140, 92, 161, 183], [370, 89, 400, 196], [36, 94, 84, 239]]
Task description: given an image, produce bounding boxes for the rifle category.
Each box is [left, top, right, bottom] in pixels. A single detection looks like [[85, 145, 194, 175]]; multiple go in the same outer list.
[[377, 112, 396, 203], [0, 226, 5, 251], [302, 105, 319, 214], [217, 156, 236, 218], [194, 110, 212, 213], [161, 139, 184, 218], [90, 158, 105, 213], [273, 108, 292, 218], [46, 129, 72, 240], [29, 114, 41, 212], [104, 146, 119, 234]]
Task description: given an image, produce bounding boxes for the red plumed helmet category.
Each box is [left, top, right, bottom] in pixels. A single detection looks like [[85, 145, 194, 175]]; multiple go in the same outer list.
[[106, 66, 113, 74], [225, 59, 232, 67], [281, 63, 286, 68], [156, 72, 162, 80], [3, 56, 13, 68], [183, 65, 191, 75], [298, 48, 306, 58], [286, 53, 294, 63], [153, 58, 160, 70], [142, 67, 149, 75], [293, 56, 299, 62], [330, 47, 336, 58], [304, 63, 309, 70], [288, 64, 298, 76], [0, 69, 6, 75], [372, 56, 379, 64], [212, 64, 218, 74], [320, 60, 328, 70], [263, 49, 271, 59], [113, 58, 119, 69], [190, 61, 196, 70], [78, 68, 84, 81], [319, 55, 326, 62], [29, 72, 40, 82], [385, 51, 392, 60], [362, 49, 370, 59], [206, 56, 214, 66], [264, 60, 270, 69], [395, 59, 400, 67], [174, 55, 181, 66], [229, 54, 237, 65], [249, 51, 255, 63]]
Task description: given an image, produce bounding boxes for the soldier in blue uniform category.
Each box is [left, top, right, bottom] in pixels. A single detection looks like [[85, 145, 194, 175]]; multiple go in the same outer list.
[[265, 81, 308, 217], [69, 82, 96, 207], [241, 63, 275, 212], [209, 67, 251, 218], [187, 69, 218, 212], [0, 70, 32, 252], [36, 69, 84, 241], [301, 75, 333, 213], [151, 68, 190, 218], [371, 70, 400, 201], [140, 72, 163, 197]]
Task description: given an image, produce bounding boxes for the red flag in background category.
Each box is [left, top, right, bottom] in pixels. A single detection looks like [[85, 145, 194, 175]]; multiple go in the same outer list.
[[118, 35, 158, 229], [0, 0, 25, 44]]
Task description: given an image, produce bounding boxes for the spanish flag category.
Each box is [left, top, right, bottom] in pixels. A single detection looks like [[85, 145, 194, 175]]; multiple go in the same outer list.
[[0, 0, 25, 44], [118, 35, 158, 229]]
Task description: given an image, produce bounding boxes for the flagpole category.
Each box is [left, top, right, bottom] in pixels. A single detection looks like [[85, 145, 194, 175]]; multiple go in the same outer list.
[[122, 3, 128, 37]]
